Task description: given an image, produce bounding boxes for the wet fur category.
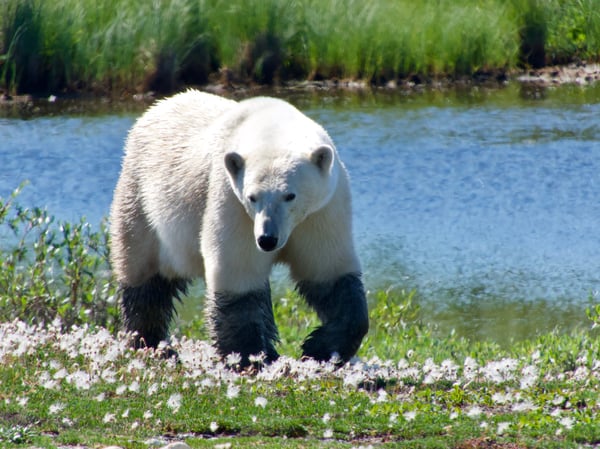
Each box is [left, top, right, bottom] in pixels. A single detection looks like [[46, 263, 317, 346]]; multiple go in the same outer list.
[[207, 285, 279, 366], [298, 273, 369, 362]]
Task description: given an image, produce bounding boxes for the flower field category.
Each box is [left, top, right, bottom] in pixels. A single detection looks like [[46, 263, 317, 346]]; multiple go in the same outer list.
[[1, 316, 600, 448]]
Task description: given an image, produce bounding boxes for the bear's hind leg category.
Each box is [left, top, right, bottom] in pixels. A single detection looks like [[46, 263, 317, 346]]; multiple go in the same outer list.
[[298, 273, 369, 364], [207, 285, 279, 368], [121, 274, 188, 350]]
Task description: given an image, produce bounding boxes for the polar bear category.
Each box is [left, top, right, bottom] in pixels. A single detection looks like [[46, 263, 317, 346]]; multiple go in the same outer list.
[[110, 90, 368, 366]]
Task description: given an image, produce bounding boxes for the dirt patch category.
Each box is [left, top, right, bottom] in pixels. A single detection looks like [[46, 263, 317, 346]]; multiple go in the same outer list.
[[2, 63, 600, 109], [515, 62, 600, 86]]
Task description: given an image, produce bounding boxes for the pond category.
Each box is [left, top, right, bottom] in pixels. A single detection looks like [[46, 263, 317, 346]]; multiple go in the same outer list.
[[1, 83, 599, 345]]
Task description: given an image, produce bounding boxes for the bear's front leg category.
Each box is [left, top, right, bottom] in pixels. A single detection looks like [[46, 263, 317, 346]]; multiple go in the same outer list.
[[121, 274, 188, 351], [206, 284, 279, 367], [297, 273, 369, 363]]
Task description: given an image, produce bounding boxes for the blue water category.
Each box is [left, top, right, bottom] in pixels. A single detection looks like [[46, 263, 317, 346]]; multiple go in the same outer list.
[[315, 98, 600, 302], [1, 86, 599, 340]]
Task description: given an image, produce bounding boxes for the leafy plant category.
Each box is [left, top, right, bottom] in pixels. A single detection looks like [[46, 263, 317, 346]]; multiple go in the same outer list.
[[0, 425, 34, 444], [585, 301, 600, 329], [0, 185, 120, 331]]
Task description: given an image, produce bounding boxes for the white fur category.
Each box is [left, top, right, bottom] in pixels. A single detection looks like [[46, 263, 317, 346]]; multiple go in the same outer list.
[[110, 90, 360, 295]]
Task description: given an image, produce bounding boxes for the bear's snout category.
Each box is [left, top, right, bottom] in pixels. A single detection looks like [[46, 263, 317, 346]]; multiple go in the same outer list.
[[257, 234, 278, 252]]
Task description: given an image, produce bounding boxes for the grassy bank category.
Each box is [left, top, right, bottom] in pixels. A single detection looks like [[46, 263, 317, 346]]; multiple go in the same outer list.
[[2, 185, 600, 447], [1, 0, 600, 95], [2, 320, 600, 449]]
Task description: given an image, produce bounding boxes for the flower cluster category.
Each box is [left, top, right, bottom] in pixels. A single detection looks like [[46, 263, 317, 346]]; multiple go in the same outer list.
[[1, 319, 599, 444]]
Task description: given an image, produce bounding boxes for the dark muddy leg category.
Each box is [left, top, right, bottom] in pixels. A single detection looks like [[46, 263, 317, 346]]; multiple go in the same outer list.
[[208, 284, 279, 368], [121, 274, 188, 351], [297, 273, 369, 364]]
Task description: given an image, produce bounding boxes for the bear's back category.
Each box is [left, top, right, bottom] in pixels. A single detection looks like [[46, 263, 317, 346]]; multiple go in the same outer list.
[[124, 90, 237, 161]]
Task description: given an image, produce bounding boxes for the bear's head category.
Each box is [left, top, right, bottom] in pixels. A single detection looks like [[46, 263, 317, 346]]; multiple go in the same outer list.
[[224, 100, 339, 253]]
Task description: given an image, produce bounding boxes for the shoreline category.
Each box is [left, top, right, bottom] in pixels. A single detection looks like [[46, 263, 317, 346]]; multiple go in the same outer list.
[[2, 63, 600, 108]]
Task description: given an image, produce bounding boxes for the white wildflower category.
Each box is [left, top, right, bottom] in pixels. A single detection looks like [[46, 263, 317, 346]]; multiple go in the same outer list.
[[62, 417, 73, 427], [148, 382, 159, 395], [422, 358, 436, 374], [143, 410, 153, 420], [403, 411, 417, 422], [376, 389, 388, 403], [560, 416, 575, 430], [249, 353, 266, 364], [128, 380, 140, 393], [48, 359, 62, 370], [17, 396, 28, 407], [497, 422, 511, 435], [440, 359, 459, 380], [389, 413, 398, 424], [210, 421, 219, 432], [512, 400, 537, 412], [101, 368, 117, 384], [323, 428, 334, 439], [200, 378, 215, 389], [122, 409, 130, 418], [254, 396, 267, 408], [226, 353, 242, 366], [127, 358, 145, 372], [67, 370, 91, 390], [53, 368, 68, 380], [226, 384, 240, 399], [491, 391, 512, 404], [519, 365, 538, 389], [481, 358, 518, 383], [467, 406, 482, 418], [49, 402, 65, 415], [167, 393, 182, 413], [343, 370, 364, 388], [463, 357, 478, 381], [573, 366, 590, 381], [322, 413, 331, 424], [39, 371, 58, 390], [103, 413, 115, 423], [116, 384, 127, 395], [131, 421, 139, 430], [95, 393, 105, 402], [550, 408, 562, 417]]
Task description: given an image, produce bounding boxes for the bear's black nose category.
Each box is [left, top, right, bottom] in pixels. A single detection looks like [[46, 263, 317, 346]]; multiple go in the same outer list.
[[257, 235, 278, 251]]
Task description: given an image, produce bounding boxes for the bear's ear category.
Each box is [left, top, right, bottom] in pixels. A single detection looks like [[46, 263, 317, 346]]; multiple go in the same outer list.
[[311, 145, 334, 174], [224, 152, 244, 178]]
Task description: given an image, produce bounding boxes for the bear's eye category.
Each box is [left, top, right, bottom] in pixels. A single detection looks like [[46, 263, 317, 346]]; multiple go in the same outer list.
[[248, 195, 257, 203], [284, 193, 296, 202]]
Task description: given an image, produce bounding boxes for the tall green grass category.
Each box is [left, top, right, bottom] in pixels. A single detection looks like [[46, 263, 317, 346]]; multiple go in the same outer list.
[[1, 0, 600, 94]]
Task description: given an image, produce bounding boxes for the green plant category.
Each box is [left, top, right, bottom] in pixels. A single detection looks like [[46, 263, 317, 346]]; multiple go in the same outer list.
[[0, 425, 34, 444], [585, 301, 600, 329], [0, 185, 119, 331], [5, 0, 600, 94]]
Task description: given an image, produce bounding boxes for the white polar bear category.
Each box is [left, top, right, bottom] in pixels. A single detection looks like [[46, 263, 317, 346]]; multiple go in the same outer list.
[[110, 90, 368, 366]]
